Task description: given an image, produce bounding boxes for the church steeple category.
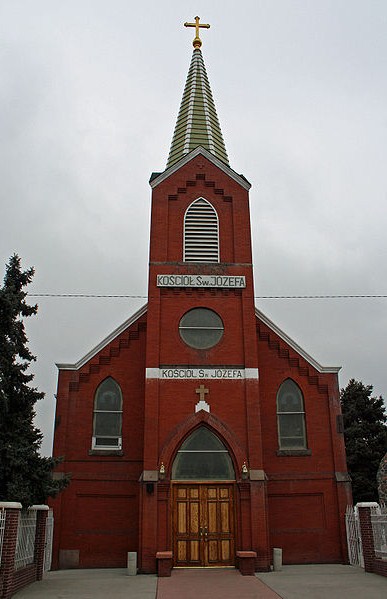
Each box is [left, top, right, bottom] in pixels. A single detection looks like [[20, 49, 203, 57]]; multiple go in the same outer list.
[[166, 19, 229, 169]]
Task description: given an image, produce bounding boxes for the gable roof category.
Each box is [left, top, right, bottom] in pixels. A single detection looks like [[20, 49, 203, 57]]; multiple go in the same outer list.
[[256, 308, 341, 374], [150, 146, 251, 191], [56, 302, 339, 375], [56, 304, 147, 371]]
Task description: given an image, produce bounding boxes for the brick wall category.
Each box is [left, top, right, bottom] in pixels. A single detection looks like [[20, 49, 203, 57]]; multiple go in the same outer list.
[[0, 504, 48, 599], [51, 151, 349, 572], [357, 503, 387, 578]]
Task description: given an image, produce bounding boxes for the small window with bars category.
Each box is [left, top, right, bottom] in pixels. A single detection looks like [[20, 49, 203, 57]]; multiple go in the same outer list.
[[183, 198, 219, 262], [92, 377, 122, 450]]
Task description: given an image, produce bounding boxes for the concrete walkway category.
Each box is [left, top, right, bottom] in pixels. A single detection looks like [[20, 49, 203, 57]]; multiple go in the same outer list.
[[13, 568, 157, 599], [257, 564, 387, 599], [13, 564, 387, 599]]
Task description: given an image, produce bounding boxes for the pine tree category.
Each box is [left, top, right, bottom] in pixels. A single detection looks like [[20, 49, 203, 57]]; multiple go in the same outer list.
[[0, 254, 68, 507], [340, 378, 387, 504]]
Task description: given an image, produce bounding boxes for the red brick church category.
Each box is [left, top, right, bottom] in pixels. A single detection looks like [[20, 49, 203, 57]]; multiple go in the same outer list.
[[51, 18, 351, 572]]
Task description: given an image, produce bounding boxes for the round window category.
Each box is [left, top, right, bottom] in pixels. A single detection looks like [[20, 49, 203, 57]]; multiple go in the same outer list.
[[179, 308, 224, 349]]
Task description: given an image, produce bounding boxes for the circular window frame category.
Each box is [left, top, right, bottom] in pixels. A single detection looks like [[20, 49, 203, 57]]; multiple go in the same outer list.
[[179, 308, 224, 350]]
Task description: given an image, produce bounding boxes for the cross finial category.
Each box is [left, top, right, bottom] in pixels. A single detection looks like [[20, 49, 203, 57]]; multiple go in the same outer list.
[[184, 16, 210, 49], [195, 384, 209, 402]]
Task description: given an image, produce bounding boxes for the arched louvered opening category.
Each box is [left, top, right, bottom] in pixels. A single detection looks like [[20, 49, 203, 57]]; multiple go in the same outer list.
[[183, 198, 219, 263]]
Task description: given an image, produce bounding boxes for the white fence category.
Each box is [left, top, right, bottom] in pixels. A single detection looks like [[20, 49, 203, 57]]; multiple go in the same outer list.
[[371, 505, 387, 559], [345, 505, 364, 567], [0, 508, 6, 565], [0, 506, 54, 573], [14, 510, 37, 570], [44, 509, 54, 572]]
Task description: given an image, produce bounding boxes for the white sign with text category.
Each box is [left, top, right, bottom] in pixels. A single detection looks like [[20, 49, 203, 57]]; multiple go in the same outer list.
[[156, 274, 246, 288], [146, 367, 259, 380]]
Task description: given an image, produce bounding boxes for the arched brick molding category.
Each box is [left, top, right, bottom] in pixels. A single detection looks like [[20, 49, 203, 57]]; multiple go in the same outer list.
[[159, 410, 246, 480]]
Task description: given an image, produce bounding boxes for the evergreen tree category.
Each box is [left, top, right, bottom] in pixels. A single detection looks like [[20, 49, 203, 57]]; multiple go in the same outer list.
[[0, 254, 68, 506], [340, 378, 387, 504]]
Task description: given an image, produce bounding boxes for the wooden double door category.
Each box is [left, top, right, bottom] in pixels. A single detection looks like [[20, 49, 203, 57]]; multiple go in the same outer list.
[[173, 483, 235, 567]]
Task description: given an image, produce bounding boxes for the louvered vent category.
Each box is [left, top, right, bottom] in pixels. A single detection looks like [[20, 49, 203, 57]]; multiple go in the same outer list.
[[184, 198, 219, 262]]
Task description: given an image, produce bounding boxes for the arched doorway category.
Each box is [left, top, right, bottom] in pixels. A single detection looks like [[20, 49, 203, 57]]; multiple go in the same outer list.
[[171, 427, 236, 567]]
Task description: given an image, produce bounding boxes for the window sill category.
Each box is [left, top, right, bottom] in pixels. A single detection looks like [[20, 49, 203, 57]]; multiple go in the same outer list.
[[88, 449, 123, 456], [276, 449, 311, 457]]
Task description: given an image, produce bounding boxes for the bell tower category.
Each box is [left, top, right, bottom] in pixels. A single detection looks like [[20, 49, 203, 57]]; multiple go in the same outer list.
[[140, 17, 269, 572]]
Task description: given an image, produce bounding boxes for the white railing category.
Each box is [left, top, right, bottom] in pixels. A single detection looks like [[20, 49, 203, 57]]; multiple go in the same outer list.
[[345, 505, 364, 567], [371, 505, 387, 559], [0, 508, 6, 565], [44, 509, 54, 572], [14, 510, 37, 570]]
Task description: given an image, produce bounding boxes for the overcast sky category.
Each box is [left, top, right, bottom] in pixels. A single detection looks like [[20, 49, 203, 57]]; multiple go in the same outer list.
[[1, 1, 386, 455]]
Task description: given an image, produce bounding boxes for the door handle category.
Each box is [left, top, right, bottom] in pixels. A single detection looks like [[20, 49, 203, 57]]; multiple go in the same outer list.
[[203, 526, 208, 540]]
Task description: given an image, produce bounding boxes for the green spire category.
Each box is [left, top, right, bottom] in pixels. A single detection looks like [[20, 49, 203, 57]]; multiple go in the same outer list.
[[166, 48, 229, 169]]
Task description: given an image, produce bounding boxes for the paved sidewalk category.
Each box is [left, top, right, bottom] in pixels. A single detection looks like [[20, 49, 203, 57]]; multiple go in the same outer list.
[[13, 564, 387, 599], [257, 564, 387, 599], [14, 568, 157, 599]]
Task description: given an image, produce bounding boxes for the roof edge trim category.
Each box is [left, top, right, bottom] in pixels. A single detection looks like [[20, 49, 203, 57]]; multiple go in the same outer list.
[[255, 307, 341, 374], [150, 147, 251, 191], [56, 303, 148, 371]]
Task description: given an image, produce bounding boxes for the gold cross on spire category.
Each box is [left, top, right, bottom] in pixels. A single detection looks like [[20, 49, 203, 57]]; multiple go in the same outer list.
[[184, 16, 210, 49]]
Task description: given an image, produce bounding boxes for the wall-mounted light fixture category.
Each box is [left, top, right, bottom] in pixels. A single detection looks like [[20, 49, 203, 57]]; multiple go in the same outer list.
[[241, 461, 249, 480], [159, 462, 166, 481]]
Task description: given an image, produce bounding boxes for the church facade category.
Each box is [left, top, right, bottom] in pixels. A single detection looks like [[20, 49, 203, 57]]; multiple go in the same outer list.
[[51, 22, 351, 573]]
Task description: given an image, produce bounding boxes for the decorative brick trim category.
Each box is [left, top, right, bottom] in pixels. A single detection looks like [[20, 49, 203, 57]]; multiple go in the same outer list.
[[256, 321, 330, 393], [66, 317, 147, 393], [159, 411, 246, 478], [167, 175, 234, 205]]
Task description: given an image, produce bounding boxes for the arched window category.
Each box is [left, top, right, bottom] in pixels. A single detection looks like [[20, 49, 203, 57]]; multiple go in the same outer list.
[[172, 427, 235, 480], [276, 379, 307, 449], [92, 377, 123, 450], [183, 198, 219, 262]]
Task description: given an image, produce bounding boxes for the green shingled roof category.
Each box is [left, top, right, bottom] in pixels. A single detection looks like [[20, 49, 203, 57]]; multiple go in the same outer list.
[[166, 48, 229, 169]]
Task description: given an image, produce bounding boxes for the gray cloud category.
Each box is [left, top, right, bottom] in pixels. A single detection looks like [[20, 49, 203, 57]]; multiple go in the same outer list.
[[1, 1, 386, 454]]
